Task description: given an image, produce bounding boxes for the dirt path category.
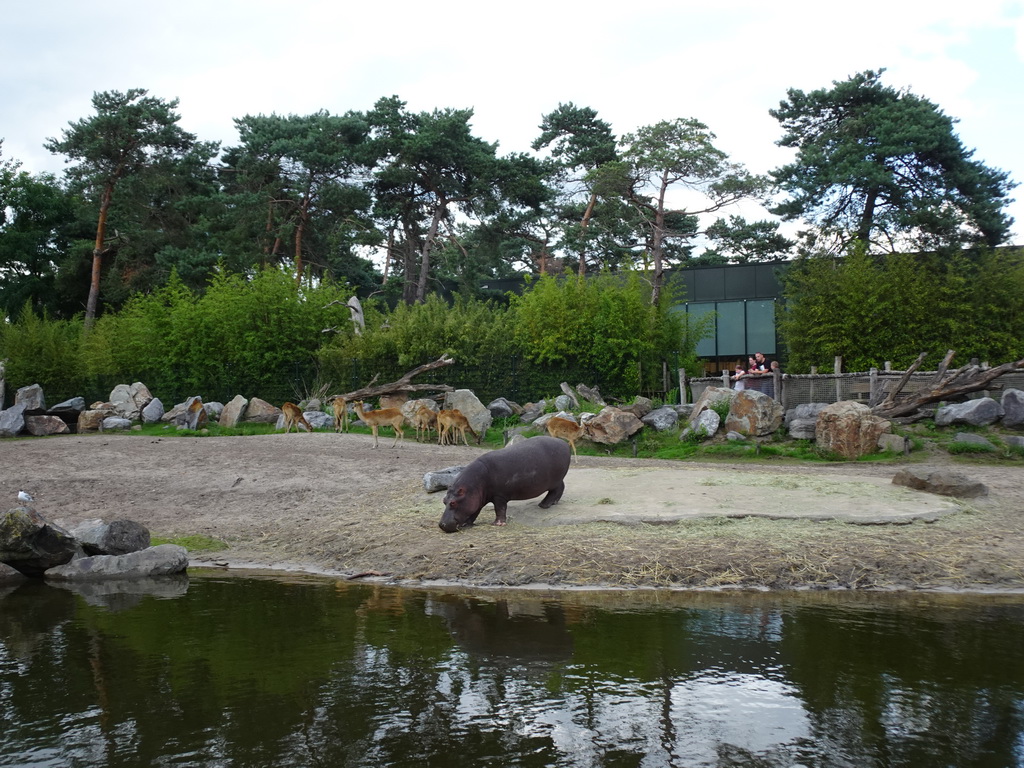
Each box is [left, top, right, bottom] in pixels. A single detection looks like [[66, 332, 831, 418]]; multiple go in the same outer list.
[[3, 432, 1023, 590]]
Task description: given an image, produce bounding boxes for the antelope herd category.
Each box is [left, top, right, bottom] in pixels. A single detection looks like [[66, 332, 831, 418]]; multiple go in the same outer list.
[[279, 399, 588, 457]]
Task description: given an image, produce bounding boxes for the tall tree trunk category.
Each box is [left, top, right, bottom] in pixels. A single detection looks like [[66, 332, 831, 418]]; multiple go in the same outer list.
[[856, 187, 879, 246], [294, 194, 310, 286], [578, 190, 598, 276], [84, 182, 115, 332], [649, 178, 669, 305], [415, 203, 445, 304]]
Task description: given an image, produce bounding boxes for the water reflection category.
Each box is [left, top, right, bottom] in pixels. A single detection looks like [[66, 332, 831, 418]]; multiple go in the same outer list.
[[0, 574, 1022, 767]]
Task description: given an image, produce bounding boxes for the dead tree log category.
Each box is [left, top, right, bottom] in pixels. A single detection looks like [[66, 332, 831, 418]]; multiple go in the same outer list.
[[329, 354, 456, 404], [872, 351, 1024, 420]]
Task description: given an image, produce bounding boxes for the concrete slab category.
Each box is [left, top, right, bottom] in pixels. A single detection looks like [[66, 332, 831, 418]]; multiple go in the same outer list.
[[508, 466, 963, 527]]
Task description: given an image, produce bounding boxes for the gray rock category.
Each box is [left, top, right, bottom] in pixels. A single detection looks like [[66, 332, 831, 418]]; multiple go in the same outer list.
[[443, 389, 492, 438], [1002, 388, 1024, 428], [45, 544, 189, 581], [892, 467, 988, 498], [784, 402, 829, 428], [423, 465, 467, 493], [877, 433, 909, 453], [70, 519, 151, 556], [554, 394, 575, 412], [674, 404, 695, 419], [690, 387, 736, 421], [24, 415, 70, 436], [487, 397, 520, 419], [109, 382, 152, 421], [203, 401, 225, 420], [619, 396, 654, 419], [175, 396, 208, 430], [304, 411, 333, 429], [0, 403, 27, 437], [0, 561, 27, 582], [142, 397, 165, 424], [50, 397, 86, 414], [519, 401, 546, 423], [952, 432, 996, 449], [576, 383, 605, 406], [1006, 435, 1024, 449], [725, 431, 747, 441], [691, 408, 721, 437], [642, 406, 679, 432], [935, 397, 1003, 427], [0, 507, 78, 576], [219, 395, 249, 427], [101, 417, 132, 431], [787, 418, 818, 440], [15, 383, 46, 413]]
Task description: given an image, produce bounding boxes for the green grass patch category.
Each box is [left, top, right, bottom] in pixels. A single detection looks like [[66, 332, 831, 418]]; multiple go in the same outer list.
[[946, 441, 996, 455]]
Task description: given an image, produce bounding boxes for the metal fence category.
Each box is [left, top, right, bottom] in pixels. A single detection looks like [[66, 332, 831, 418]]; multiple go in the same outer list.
[[684, 368, 1024, 412]]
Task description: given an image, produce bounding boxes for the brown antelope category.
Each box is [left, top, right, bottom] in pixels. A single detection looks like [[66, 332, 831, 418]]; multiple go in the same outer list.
[[331, 397, 349, 433], [282, 402, 313, 433], [352, 400, 405, 448], [546, 416, 586, 463], [411, 405, 437, 443], [437, 409, 478, 446]]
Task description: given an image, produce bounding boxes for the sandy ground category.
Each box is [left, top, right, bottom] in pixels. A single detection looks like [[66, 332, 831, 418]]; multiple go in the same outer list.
[[2, 431, 1023, 590]]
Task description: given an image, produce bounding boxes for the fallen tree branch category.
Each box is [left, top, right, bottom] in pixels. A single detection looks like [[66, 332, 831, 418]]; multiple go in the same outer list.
[[872, 351, 1024, 420], [328, 354, 456, 404]]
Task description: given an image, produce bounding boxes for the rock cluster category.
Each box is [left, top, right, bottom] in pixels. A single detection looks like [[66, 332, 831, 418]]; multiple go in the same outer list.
[[2, 377, 1021, 465], [0, 506, 187, 581]]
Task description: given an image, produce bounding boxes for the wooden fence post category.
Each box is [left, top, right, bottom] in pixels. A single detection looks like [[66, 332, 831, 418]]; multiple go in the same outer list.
[[772, 368, 782, 404], [0, 359, 5, 410], [834, 356, 843, 403], [869, 367, 878, 406], [678, 368, 689, 405]]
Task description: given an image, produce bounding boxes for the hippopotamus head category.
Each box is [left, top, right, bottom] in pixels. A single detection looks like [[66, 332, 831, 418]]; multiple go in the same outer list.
[[439, 484, 483, 533]]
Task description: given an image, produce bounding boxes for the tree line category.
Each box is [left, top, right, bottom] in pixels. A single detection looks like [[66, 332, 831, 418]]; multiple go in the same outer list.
[[2, 70, 1016, 325], [0, 70, 1020, 406]]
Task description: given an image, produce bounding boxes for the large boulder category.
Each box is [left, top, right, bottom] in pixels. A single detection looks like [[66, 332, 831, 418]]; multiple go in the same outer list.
[[587, 407, 644, 445], [1002, 388, 1024, 428], [785, 403, 829, 441], [219, 395, 249, 427], [642, 406, 679, 432], [443, 389, 492, 438], [618, 396, 654, 419], [423, 465, 467, 493], [44, 544, 189, 581], [815, 401, 892, 460], [15, 383, 46, 413], [690, 408, 721, 438], [892, 467, 989, 498], [141, 397, 165, 424], [70, 519, 151, 556], [101, 417, 132, 431], [24, 415, 71, 436], [0, 561, 27, 582], [303, 410, 333, 430], [519, 401, 546, 423], [725, 389, 784, 437], [690, 386, 736, 419], [487, 397, 521, 419], [50, 397, 86, 414], [109, 382, 154, 421], [0, 507, 79, 577], [935, 397, 1003, 427], [0, 403, 28, 438], [243, 397, 280, 424], [77, 406, 114, 433]]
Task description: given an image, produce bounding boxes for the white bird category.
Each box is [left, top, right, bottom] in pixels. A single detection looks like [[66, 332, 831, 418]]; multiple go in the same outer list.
[[17, 490, 34, 504]]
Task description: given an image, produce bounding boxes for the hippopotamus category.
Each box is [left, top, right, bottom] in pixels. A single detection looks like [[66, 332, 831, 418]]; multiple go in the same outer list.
[[438, 436, 571, 533]]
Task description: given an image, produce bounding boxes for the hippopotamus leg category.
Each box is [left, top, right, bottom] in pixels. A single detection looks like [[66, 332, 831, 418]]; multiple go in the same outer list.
[[537, 480, 565, 509]]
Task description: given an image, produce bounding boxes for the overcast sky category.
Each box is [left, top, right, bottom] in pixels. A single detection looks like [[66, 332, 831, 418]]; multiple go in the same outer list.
[[2, 0, 1022, 243]]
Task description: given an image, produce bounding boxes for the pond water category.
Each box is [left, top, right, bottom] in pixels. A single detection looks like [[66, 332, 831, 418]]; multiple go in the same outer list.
[[1, 571, 1023, 767]]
